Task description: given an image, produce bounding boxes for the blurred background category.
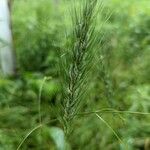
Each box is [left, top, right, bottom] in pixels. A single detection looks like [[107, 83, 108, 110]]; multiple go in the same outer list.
[[0, 0, 150, 149]]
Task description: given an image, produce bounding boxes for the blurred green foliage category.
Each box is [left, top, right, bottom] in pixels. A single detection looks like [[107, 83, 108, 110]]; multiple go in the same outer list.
[[0, 0, 150, 149], [12, 0, 64, 74]]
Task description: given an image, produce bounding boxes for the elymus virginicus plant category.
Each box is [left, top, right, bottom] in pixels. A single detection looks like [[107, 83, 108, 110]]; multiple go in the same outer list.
[[58, 0, 99, 136]]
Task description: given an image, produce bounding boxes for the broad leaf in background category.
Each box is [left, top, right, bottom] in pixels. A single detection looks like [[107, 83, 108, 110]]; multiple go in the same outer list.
[[49, 127, 66, 150]]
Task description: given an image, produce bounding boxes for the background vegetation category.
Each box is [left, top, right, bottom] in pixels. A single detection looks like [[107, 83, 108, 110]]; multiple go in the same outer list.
[[0, 0, 150, 149]]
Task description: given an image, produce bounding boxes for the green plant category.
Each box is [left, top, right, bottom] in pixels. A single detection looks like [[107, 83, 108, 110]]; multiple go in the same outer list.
[[1, 0, 150, 149], [57, 0, 101, 138]]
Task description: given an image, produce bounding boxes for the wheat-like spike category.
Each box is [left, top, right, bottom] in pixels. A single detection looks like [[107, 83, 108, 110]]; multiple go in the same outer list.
[[59, 0, 99, 136]]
